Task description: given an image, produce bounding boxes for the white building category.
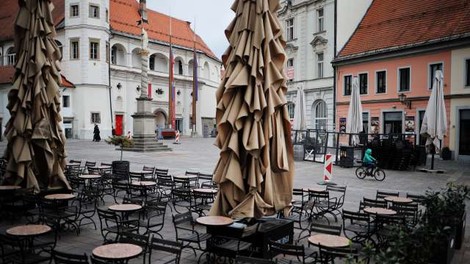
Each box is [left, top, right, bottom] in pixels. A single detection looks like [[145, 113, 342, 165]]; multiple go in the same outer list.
[[0, 0, 221, 140], [278, 0, 336, 132]]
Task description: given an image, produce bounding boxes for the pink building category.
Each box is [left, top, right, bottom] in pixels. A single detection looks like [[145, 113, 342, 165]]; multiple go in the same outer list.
[[333, 0, 470, 154]]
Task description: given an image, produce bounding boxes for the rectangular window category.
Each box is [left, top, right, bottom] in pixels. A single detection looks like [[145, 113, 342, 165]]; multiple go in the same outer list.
[[317, 52, 324, 78], [362, 112, 369, 134], [399, 67, 410, 92], [429, 63, 443, 89], [91, 112, 101, 124], [63, 95, 70, 108], [466, 59, 470, 87], [89, 4, 99, 18], [105, 8, 109, 23], [286, 18, 294, 40], [90, 40, 99, 60], [317, 8, 324, 32], [376, 71, 386, 93], [70, 4, 79, 17], [111, 46, 116, 65], [105, 41, 109, 63], [70, 39, 79, 59], [359, 73, 368, 94], [344, 75, 352, 96]]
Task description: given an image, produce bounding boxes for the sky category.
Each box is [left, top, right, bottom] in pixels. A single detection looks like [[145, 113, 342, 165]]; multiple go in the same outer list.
[[148, 0, 234, 59]]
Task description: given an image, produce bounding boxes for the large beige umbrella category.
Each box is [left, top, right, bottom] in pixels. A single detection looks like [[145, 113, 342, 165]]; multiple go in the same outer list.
[[3, 0, 70, 192], [346, 77, 363, 146], [210, 0, 294, 219]]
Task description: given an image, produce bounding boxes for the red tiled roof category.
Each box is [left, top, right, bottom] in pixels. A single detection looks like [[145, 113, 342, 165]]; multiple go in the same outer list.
[[337, 0, 470, 59], [0, 0, 64, 42], [0, 65, 75, 88], [110, 0, 217, 59]]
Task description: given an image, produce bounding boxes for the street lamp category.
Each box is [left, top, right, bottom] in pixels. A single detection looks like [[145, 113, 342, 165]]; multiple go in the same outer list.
[[398, 93, 412, 109]]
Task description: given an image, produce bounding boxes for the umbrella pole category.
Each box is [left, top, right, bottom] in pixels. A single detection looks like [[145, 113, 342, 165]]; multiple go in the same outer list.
[[431, 151, 435, 170]]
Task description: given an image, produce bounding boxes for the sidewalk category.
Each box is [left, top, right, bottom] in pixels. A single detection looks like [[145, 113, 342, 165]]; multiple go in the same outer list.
[[0, 137, 468, 263]]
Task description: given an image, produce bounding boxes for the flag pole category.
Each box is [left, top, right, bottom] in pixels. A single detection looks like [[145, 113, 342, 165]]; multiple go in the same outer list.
[[191, 19, 198, 137], [168, 13, 174, 130]]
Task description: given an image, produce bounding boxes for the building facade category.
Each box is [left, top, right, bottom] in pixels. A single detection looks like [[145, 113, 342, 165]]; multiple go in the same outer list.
[[278, 0, 335, 131], [333, 0, 470, 160], [0, 0, 221, 140]]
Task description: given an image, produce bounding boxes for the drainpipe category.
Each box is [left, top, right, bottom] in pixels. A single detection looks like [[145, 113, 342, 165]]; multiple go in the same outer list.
[[108, 35, 114, 135], [333, 0, 339, 162]]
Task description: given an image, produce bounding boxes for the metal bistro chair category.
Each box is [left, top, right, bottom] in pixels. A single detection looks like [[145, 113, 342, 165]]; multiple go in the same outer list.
[[139, 201, 167, 238], [342, 209, 374, 246], [318, 244, 359, 264], [148, 237, 183, 264], [97, 207, 139, 243], [51, 249, 89, 264], [198, 172, 217, 189], [119, 232, 151, 264], [172, 211, 211, 257], [376, 190, 399, 201], [269, 239, 312, 264], [359, 197, 388, 212]]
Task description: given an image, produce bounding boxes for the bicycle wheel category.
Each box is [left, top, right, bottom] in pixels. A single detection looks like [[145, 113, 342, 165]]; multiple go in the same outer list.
[[374, 169, 386, 181], [355, 167, 367, 179]]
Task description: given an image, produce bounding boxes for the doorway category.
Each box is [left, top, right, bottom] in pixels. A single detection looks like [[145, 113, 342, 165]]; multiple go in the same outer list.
[[383, 112, 402, 134], [115, 114, 123, 136], [459, 109, 470, 156]]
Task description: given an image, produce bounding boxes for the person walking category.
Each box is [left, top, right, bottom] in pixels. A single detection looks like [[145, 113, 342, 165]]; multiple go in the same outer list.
[[93, 124, 101, 142]]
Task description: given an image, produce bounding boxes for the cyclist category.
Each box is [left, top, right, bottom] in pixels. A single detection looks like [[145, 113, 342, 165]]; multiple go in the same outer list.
[[363, 148, 377, 176]]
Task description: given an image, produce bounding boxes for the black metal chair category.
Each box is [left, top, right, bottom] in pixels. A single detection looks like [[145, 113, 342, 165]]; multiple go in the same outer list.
[[148, 237, 182, 264], [119, 232, 150, 264], [185, 171, 200, 188], [172, 212, 211, 257], [171, 188, 193, 213], [97, 207, 139, 243], [192, 189, 215, 217], [268, 239, 311, 264], [235, 255, 275, 264], [318, 244, 359, 264], [198, 172, 217, 189], [376, 190, 399, 200], [342, 209, 374, 246], [308, 189, 336, 224], [209, 222, 260, 261], [51, 249, 89, 264], [359, 197, 388, 211], [298, 222, 342, 242], [391, 202, 419, 228], [325, 185, 347, 219], [139, 201, 167, 238], [283, 188, 311, 231], [76, 188, 99, 230]]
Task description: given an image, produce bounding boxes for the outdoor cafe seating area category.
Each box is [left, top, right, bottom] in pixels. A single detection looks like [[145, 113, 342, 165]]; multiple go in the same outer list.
[[0, 159, 426, 264]]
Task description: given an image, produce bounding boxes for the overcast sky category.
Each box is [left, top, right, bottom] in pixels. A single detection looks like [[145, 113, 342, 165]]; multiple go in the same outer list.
[[148, 0, 234, 59]]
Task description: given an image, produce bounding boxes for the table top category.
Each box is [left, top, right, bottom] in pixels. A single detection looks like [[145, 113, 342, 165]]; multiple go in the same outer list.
[[384, 196, 413, 203], [173, 175, 198, 179], [92, 243, 142, 260], [0, 185, 21, 191], [44, 193, 76, 200], [130, 170, 153, 174], [7, 224, 52, 237], [364, 207, 397, 215], [196, 216, 233, 226], [303, 187, 326, 192], [308, 234, 350, 248], [79, 174, 102, 179], [90, 165, 111, 169], [193, 188, 218, 194], [109, 204, 142, 212], [131, 181, 157, 186]]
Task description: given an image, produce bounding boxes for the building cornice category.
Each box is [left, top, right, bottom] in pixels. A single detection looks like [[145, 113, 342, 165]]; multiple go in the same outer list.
[[336, 94, 467, 105]]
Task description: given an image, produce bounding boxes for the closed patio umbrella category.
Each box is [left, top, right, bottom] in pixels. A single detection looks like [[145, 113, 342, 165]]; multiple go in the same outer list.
[[420, 70, 447, 170], [293, 87, 306, 131], [210, 0, 294, 219], [346, 76, 363, 146], [3, 0, 70, 192]]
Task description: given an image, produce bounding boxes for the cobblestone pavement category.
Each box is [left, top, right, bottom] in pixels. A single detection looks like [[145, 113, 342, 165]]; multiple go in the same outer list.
[[0, 137, 468, 263]]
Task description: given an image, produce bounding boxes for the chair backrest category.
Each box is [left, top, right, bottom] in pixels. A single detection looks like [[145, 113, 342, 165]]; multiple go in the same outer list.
[[391, 203, 419, 226], [308, 189, 329, 201], [235, 255, 275, 264], [155, 168, 169, 176], [143, 166, 155, 172], [148, 237, 182, 264], [199, 172, 217, 188], [342, 209, 370, 224], [376, 190, 399, 200], [112, 161, 130, 180], [360, 197, 388, 210], [85, 161, 96, 168], [146, 201, 167, 217], [97, 207, 118, 226], [268, 240, 305, 262], [52, 249, 89, 264], [318, 244, 358, 262], [310, 222, 342, 236], [406, 193, 425, 204], [119, 232, 150, 252], [172, 211, 193, 227], [101, 162, 112, 167], [69, 160, 82, 165], [326, 185, 347, 194], [185, 171, 199, 176]]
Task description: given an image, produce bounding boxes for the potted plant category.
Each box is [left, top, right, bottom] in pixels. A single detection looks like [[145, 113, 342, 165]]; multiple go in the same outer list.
[[105, 135, 134, 161]]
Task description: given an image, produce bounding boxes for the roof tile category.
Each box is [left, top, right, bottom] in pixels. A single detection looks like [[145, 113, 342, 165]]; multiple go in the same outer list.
[[338, 0, 470, 59]]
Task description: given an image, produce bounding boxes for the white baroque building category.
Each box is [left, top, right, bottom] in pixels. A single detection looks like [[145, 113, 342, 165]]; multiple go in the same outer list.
[[278, 0, 335, 131], [0, 0, 221, 140]]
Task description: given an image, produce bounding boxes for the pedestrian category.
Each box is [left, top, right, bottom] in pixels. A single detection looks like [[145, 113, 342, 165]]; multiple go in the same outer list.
[[363, 148, 377, 175], [126, 130, 132, 139], [93, 124, 101, 142]]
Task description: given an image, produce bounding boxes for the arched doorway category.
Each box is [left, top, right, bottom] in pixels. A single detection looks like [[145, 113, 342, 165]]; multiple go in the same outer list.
[[154, 109, 167, 128], [312, 99, 327, 130]]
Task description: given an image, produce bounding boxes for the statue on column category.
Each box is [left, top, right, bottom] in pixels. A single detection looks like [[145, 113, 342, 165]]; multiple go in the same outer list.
[[142, 28, 148, 51]]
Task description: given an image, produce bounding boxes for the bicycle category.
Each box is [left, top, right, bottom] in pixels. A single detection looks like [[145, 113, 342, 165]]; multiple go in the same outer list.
[[355, 162, 386, 181]]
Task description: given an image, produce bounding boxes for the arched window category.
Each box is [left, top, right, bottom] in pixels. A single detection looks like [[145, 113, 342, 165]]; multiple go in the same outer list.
[[313, 99, 327, 130]]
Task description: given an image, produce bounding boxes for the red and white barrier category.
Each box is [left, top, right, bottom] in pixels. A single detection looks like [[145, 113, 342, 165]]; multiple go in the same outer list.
[[173, 130, 181, 144], [323, 153, 333, 182]]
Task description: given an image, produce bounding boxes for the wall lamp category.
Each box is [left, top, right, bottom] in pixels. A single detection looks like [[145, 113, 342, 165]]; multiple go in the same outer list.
[[398, 93, 412, 109], [136, 85, 141, 92], [116, 83, 122, 89], [177, 90, 181, 96], [156, 88, 164, 95]]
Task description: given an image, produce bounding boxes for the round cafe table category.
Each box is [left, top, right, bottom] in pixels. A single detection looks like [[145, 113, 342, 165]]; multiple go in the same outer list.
[[0, 185, 21, 191], [131, 181, 157, 187], [363, 207, 397, 215], [384, 196, 413, 204], [193, 188, 218, 194], [44, 193, 76, 201], [196, 216, 233, 226], [79, 174, 102, 180], [308, 234, 350, 248], [7, 224, 52, 237], [109, 204, 142, 212], [92, 243, 142, 262]]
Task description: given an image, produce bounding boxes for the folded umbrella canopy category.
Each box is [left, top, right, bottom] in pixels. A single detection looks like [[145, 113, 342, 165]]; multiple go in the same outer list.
[[420, 70, 447, 170], [210, 0, 294, 219], [346, 77, 363, 146], [3, 0, 70, 192], [293, 87, 306, 131]]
